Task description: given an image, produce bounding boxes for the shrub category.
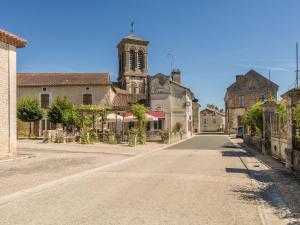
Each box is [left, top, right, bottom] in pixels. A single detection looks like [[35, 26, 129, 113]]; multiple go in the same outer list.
[[159, 130, 169, 139]]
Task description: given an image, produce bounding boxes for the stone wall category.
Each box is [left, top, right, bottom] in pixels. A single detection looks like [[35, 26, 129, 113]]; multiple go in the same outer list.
[[0, 42, 17, 155], [243, 135, 262, 152], [168, 132, 187, 144], [17, 85, 113, 107]]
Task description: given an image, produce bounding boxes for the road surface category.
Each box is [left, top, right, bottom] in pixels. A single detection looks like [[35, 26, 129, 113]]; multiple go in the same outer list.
[[0, 135, 290, 225]]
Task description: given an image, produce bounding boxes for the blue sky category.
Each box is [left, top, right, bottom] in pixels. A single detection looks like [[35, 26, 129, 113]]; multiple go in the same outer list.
[[1, 0, 300, 109]]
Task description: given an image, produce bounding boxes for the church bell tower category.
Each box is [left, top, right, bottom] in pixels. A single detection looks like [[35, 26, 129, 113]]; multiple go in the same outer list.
[[117, 33, 149, 94]]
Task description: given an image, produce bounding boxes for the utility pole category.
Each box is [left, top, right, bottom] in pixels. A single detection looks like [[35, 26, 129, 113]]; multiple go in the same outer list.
[[268, 69, 271, 80], [296, 42, 299, 88]]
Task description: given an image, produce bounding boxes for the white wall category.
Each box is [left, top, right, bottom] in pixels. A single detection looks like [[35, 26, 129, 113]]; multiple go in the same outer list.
[[0, 42, 17, 155]]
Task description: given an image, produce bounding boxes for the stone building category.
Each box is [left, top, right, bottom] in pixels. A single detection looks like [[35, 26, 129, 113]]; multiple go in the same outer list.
[[16, 33, 200, 138], [200, 107, 225, 132], [17, 73, 113, 136], [149, 71, 195, 136], [224, 69, 278, 134], [0, 29, 27, 155]]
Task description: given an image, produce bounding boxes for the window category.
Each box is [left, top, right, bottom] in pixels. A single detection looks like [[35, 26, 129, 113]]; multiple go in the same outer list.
[[238, 95, 245, 107], [41, 94, 49, 109], [131, 83, 137, 94], [213, 118, 216, 124], [237, 115, 243, 126], [138, 50, 144, 70], [259, 95, 266, 102], [204, 118, 207, 125], [83, 94, 92, 105], [130, 49, 135, 71], [154, 119, 163, 130], [229, 98, 233, 107]]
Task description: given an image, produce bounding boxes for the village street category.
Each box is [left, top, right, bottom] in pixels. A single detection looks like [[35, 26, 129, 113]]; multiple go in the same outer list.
[[0, 135, 298, 225]]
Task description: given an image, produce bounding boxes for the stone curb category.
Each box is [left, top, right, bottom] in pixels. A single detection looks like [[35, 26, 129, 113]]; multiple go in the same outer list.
[[0, 154, 34, 163]]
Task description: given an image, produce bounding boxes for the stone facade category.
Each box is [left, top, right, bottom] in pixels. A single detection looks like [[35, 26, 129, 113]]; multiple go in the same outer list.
[[224, 69, 278, 134], [17, 73, 113, 136], [117, 35, 148, 94], [0, 29, 26, 155], [17, 85, 114, 107], [149, 72, 195, 136], [200, 108, 225, 132]]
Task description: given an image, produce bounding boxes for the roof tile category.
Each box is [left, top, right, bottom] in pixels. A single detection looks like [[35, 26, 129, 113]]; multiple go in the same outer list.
[[17, 73, 111, 87]]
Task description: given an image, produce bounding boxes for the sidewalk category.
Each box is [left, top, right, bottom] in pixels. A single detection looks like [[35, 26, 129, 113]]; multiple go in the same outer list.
[[230, 137, 300, 223]]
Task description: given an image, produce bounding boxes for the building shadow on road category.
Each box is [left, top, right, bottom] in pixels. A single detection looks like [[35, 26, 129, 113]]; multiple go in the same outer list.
[[226, 167, 300, 223], [221, 150, 254, 157]]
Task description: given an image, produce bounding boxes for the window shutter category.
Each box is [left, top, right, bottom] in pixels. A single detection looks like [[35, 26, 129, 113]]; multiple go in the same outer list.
[[233, 96, 238, 108]]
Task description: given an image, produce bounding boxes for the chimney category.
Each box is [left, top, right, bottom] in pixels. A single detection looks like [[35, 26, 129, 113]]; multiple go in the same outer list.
[[172, 68, 181, 83]]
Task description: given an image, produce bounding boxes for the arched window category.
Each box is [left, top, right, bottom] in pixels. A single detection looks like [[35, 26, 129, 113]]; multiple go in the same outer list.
[[130, 49, 135, 71], [138, 50, 144, 70], [131, 83, 137, 94]]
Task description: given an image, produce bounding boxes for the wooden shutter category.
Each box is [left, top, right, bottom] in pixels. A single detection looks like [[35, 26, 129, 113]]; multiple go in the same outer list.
[[83, 94, 92, 105], [41, 94, 49, 109], [233, 96, 238, 108]]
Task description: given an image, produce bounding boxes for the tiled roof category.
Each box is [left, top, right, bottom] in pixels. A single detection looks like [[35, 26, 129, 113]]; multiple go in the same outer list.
[[17, 73, 111, 87], [112, 83, 128, 94], [117, 34, 149, 47], [0, 29, 27, 48], [112, 94, 147, 108], [201, 108, 225, 116]]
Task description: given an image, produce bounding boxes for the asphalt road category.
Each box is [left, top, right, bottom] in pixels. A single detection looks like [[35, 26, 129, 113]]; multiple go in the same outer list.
[[0, 135, 288, 225]]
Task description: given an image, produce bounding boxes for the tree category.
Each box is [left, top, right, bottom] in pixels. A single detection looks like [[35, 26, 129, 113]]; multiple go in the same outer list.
[[47, 97, 73, 125], [17, 96, 44, 138], [206, 104, 219, 111], [242, 102, 263, 137], [131, 103, 147, 144], [62, 109, 80, 133], [293, 103, 300, 128]]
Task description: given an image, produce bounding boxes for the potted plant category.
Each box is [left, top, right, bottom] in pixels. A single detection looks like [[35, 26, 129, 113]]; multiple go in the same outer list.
[[108, 131, 117, 144], [159, 130, 169, 143], [129, 127, 139, 147]]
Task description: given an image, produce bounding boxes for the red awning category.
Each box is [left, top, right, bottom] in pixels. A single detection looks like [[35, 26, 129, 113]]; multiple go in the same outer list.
[[147, 111, 165, 118]]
